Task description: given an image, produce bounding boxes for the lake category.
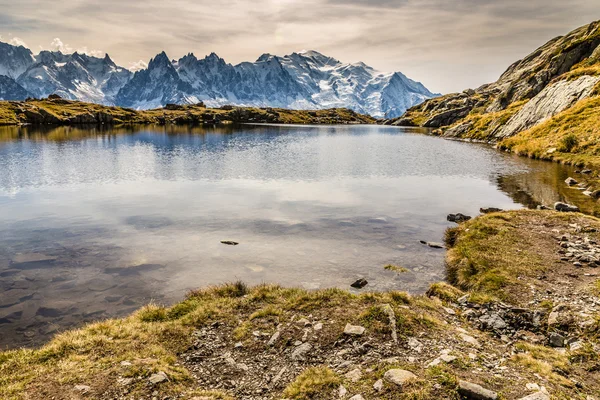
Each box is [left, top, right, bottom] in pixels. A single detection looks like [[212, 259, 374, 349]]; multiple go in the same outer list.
[[0, 123, 593, 348]]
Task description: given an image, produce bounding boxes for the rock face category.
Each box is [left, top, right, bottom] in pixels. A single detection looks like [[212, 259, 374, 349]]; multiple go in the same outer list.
[[496, 75, 600, 138], [0, 75, 30, 100]]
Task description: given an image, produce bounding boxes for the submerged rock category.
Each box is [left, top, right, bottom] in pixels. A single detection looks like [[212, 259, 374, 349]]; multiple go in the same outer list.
[[480, 207, 503, 214], [447, 213, 472, 223], [220, 240, 239, 246]]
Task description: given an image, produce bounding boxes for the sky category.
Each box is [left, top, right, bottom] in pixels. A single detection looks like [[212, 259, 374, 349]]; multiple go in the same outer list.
[[0, 0, 599, 94]]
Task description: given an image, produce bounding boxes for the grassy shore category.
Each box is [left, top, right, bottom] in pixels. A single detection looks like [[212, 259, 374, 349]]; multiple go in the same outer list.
[[0, 98, 377, 126], [2, 210, 599, 399]]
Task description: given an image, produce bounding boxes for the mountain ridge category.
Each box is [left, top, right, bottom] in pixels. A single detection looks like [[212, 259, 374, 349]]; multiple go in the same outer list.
[[0, 44, 438, 117]]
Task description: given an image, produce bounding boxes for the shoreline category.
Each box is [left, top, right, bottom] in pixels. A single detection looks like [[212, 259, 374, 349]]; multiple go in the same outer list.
[[2, 210, 599, 399]]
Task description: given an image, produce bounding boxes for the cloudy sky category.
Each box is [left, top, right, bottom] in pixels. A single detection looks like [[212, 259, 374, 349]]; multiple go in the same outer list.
[[1, 0, 598, 93]]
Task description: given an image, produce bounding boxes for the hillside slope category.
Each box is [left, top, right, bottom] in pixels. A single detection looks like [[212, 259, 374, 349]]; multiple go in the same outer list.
[[386, 21, 600, 149]]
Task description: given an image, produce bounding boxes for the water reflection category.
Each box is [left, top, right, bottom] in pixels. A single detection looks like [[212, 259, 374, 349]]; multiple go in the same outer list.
[[0, 124, 591, 349]]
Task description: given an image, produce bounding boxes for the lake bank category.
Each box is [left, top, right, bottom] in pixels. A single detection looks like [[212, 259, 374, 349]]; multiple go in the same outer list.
[[2, 210, 599, 399]]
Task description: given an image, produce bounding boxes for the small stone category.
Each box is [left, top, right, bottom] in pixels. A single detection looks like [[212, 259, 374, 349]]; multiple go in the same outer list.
[[383, 369, 417, 387], [344, 323, 365, 336], [569, 341, 584, 351], [373, 379, 384, 391], [427, 242, 445, 249], [443, 306, 456, 315], [565, 177, 578, 186], [407, 337, 423, 352], [148, 371, 168, 384], [525, 383, 540, 391], [291, 342, 312, 360], [313, 322, 323, 331], [548, 332, 565, 348], [74, 385, 91, 392], [338, 385, 348, 398], [267, 331, 280, 346], [458, 380, 498, 400], [447, 213, 472, 223], [351, 278, 368, 289], [518, 392, 550, 400], [460, 333, 481, 348], [348, 395, 365, 400], [120, 360, 132, 366], [345, 368, 362, 382]]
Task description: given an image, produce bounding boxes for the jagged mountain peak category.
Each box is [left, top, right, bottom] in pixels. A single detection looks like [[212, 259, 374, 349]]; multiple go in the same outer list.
[[0, 41, 437, 116]]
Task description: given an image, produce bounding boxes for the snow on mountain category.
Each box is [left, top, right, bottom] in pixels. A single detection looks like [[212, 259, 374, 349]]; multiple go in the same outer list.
[[0, 42, 35, 79], [119, 49, 438, 116], [0, 75, 30, 100], [0, 41, 438, 117], [17, 50, 132, 104]]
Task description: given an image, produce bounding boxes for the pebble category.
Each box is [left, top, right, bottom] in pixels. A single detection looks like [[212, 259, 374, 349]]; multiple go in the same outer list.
[[373, 379, 384, 391], [518, 392, 550, 400]]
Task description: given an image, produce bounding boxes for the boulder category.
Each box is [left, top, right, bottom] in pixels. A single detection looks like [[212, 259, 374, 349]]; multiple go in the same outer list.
[[458, 380, 498, 400]]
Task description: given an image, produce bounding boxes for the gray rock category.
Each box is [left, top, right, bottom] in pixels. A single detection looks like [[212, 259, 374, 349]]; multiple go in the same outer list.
[[74, 385, 91, 392], [267, 331, 280, 346], [348, 395, 365, 400], [383, 369, 417, 386], [291, 342, 312, 360], [148, 371, 168, 384], [480, 207, 503, 214], [548, 332, 565, 348], [344, 323, 366, 336], [458, 380, 498, 400], [373, 379, 384, 391]]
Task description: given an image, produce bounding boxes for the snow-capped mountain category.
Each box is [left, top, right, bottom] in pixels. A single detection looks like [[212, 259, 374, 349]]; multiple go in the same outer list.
[[119, 49, 437, 117], [0, 75, 30, 100], [17, 50, 131, 105], [0, 42, 35, 79], [0, 41, 438, 117]]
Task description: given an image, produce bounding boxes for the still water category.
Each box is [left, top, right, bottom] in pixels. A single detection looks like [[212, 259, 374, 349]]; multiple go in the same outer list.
[[0, 124, 592, 348]]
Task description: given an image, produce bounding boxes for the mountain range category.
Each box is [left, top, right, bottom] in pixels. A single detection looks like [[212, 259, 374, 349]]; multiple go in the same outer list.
[[0, 44, 438, 118]]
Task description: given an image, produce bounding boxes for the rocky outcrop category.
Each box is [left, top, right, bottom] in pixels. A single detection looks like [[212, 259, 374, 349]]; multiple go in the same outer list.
[[496, 75, 600, 138], [385, 20, 600, 142]]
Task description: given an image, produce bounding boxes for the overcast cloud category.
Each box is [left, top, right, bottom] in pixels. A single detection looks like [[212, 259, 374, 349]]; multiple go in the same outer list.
[[0, 0, 598, 93]]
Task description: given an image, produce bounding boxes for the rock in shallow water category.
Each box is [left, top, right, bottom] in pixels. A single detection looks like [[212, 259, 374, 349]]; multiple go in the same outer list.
[[554, 202, 579, 213], [447, 213, 472, 223], [350, 278, 368, 289]]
